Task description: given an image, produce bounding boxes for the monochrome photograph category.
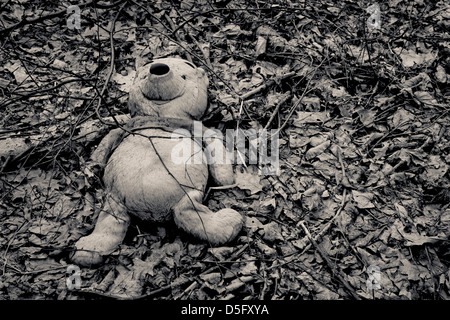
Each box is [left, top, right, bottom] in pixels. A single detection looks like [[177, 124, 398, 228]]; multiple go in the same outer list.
[[0, 0, 449, 312]]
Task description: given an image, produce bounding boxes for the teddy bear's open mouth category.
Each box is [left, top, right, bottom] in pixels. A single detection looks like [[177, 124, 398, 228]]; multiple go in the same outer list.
[[150, 63, 170, 76]]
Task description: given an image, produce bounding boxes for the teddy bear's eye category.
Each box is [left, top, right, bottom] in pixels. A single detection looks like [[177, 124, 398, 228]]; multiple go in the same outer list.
[[185, 62, 195, 69]]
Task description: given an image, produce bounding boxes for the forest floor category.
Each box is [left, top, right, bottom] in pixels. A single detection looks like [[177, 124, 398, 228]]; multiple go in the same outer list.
[[0, 0, 449, 300]]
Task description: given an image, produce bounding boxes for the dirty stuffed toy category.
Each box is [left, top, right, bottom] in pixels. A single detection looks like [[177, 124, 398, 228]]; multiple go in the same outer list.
[[71, 58, 244, 266]]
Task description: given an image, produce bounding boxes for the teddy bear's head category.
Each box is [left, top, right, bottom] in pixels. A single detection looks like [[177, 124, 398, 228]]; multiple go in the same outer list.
[[128, 58, 209, 120]]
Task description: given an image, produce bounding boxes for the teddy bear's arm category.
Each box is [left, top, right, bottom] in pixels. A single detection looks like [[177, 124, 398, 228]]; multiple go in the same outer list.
[[90, 128, 127, 167], [204, 137, 236, 186]]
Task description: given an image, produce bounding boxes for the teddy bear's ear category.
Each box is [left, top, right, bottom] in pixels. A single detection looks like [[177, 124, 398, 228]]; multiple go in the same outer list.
[[193, 67, 209, 89], [134, 47, 154, 69], [196, 67, 208, 80], [196, 66, 205, 75]]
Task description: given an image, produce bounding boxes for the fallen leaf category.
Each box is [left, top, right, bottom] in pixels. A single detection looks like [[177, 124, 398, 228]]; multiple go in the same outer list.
[[294, 111, 330, 125], [393, 220, 444, 246], [245, 217, 263, 230], [208, 247, 234, 261], [235, 168, 262, 195], [421, 155, 448, 183], [352, 190, 375, 209], [5, 60, 29, 83], [108, 264, 143, 298], [414, 91, 439, 106], [435, 65, 448, 83], [255, 240, 277, 257], [112, 69, 136, 93], [394, 48, 437, 68], [239, 260, 258, 275], [357, 108, 377, 126], [255, 36, 267, 56], [262, 222, 283, 242], [305, 140, 331, 160], [399, 259, 426, 281], [390, 108, 415, 130]]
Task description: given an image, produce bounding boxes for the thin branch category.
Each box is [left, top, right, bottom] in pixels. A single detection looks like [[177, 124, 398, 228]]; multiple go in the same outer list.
[[95, 2, 127, 127], [298, 221, 361, 300], [240, 71, 296, 100], [271, 59, 326, 138], [0, 0, 127, 37], [264, 91, 292, 130], [0, 78, 96, 108], [164, 13, 193, 63]]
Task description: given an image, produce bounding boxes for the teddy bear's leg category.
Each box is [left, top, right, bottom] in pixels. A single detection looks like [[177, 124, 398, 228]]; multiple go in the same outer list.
[[71, 193, 130, 266], [173, 190, 243, 245]]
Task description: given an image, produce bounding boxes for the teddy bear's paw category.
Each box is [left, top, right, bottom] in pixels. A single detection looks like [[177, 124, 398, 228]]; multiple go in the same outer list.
[[174, 191, 244, 246], [70, 249, 104, 267], [71, 232, 122, 266], [209, 208, 244, 245]]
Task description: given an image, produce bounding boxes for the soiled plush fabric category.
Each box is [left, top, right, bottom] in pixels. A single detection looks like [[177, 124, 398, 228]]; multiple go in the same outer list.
[[71, 58, 243, 266]]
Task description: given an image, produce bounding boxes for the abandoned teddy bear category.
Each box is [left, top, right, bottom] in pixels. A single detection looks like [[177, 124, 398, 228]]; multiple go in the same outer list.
[[71, 58, 244, 266]]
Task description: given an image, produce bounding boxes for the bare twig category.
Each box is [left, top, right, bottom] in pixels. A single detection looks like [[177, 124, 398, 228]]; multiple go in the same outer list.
[[336, 146, 353, 189], [164, 14, 193, 63], [203, 184, 238, 202], [269, 188, 347, 271], [92, 244, 250, 300], [76, 275, 192, 300], [270, 58, 327, 138], [0, 78, 96, 109], [1, 221, 29, 275], [298, 221, 361, 300], [0, 0, 126, 37], [240, 71, 296, 101], [259, 262, 268, 300], [235, 100, 247, 167], [264, 91, 292, 130], [95, 2, 127, 126], [192, 36, 213, 70]]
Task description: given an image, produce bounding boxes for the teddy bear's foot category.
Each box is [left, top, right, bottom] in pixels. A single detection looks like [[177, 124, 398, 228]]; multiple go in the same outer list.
[[173, 190, 244, 245], [71, 233, 113, 266], [71, 194, 130, 266]]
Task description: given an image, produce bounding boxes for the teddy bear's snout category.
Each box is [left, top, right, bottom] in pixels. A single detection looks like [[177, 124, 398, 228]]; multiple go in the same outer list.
[[150, 63, 170, 76], [142, 61, 186, 101]]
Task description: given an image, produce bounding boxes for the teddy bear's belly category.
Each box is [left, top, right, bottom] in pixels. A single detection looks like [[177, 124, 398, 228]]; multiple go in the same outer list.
[[103, 129, 208, 222]]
